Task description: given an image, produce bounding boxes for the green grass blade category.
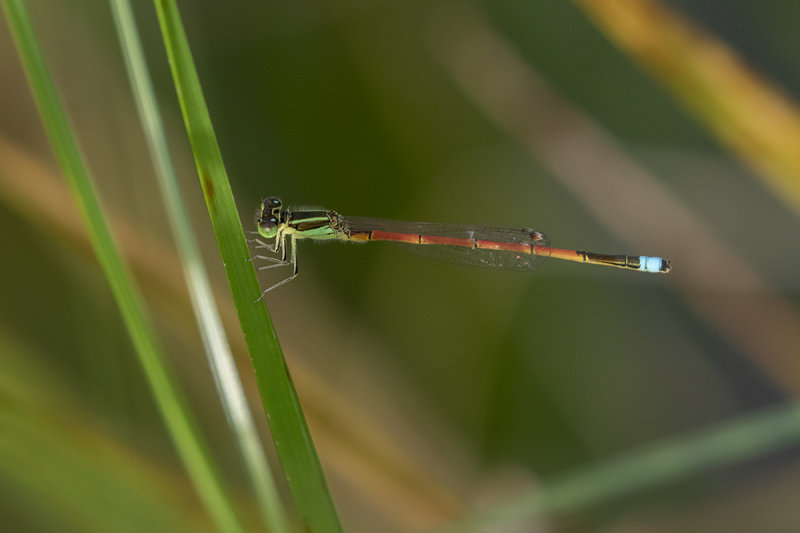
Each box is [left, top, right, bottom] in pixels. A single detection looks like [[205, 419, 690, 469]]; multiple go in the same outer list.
[[446, 402, 800, 530], [0, 1, 242, 531], [152, 1, 342, 530], [108, 1, 289, 530], [0, 329, 215, 533]]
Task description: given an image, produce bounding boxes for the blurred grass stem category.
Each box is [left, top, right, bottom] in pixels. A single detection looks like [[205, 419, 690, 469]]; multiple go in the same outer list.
[[152, 0, 342, 530], [576, 0, 800, 217], [446, 402, 800, 530], [108, 1, 289, 530], [0, 0, 243, 530]]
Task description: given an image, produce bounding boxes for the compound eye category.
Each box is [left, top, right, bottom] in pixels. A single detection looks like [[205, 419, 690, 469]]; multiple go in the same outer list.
[[263, 196, 282, 216], [258, 215, 280, 239]]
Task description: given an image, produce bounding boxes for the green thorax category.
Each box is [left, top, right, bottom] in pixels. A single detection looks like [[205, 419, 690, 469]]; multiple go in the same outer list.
[[286, 210, 339, 240]]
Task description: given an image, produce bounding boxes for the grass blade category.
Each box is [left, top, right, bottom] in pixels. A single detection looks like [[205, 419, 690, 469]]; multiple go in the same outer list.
[[108, 1, 289, 530], [445, 403, 800, 530], [576, 0, 800, 216], [151, 1, 342, 530], [0, 1, 242, 531]]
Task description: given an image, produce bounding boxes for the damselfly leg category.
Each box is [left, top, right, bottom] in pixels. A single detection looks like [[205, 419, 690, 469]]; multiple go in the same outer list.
[[252, 233, 299, 301]]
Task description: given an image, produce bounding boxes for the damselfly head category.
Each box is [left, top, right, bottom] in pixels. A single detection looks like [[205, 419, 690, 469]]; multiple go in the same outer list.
[[262, 196, 282, 217], [257, 197, 283, 239]]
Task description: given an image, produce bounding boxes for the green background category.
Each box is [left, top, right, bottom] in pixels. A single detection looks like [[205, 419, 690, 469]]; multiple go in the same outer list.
[[2, 1, 800, 531]]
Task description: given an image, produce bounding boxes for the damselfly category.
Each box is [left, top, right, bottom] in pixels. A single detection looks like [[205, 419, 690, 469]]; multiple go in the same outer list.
[[251, 196, 671, 298]]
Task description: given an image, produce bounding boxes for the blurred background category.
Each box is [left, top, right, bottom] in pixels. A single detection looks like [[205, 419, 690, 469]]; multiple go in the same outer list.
[[2, 0, 800, 531]]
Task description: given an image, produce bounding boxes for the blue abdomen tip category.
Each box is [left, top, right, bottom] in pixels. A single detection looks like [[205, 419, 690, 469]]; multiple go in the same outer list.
[[639, 256, 664, 273]]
